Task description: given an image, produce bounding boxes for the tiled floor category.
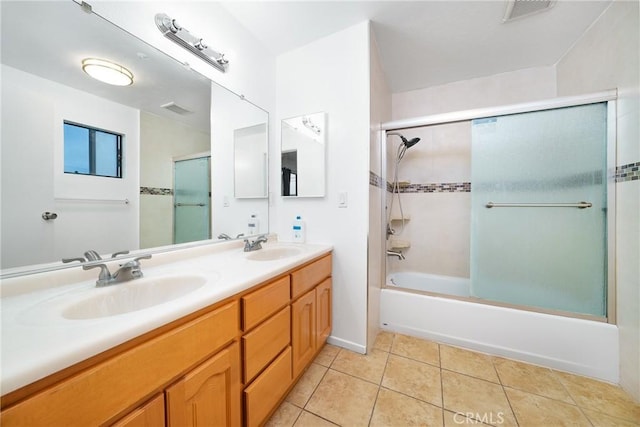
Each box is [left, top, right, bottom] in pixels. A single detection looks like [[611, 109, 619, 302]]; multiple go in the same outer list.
[[266, 331, 640, 427]]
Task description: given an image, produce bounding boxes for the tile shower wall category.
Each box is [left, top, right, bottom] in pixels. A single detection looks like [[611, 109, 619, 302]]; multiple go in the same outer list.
[[385, 121, 471, 279]]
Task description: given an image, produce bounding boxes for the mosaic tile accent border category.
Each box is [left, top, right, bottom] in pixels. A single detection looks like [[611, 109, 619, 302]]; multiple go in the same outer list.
[[616, 162, 640, 182], [398, 182, 471, 193], [370, 171, 471, 193], [140, 186, 173, 196], [369, 171, 386, 189]]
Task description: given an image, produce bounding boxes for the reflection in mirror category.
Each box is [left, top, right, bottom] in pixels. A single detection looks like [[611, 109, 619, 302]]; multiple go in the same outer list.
[[281, 112, 326, 197], [0, 1, 268, 273], [212, 86, 268, 238], [234, 124, 268, 199]]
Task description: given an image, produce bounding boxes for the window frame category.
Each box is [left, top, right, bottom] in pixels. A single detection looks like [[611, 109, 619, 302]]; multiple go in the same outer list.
[[63, 121, 123, 179]]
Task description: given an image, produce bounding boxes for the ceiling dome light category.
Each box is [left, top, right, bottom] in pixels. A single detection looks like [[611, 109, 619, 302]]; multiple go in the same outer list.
[[81, 58, 133, 86]]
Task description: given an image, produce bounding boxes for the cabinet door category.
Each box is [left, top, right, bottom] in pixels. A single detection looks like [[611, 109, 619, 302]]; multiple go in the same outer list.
[[111, 394, 165, 427], [165, 342, 241, 427], [291, 289, 316, 378], [316, 278, 332, 348]]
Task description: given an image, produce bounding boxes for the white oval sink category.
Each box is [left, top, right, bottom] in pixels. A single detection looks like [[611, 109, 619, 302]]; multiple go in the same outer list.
[[62, 275, 208, 320], [246, 247, 302, 261]]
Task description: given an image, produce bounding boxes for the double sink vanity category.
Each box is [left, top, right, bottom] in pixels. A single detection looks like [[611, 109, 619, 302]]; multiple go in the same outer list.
[[1, 239, 332, 426]]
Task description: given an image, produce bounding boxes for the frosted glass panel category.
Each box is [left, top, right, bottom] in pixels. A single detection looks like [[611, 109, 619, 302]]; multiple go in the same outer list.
[[471, 103, 607, 317], [174, 157, 211, 244]]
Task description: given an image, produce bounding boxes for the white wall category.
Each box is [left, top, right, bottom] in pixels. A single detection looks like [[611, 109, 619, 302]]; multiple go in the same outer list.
[[556, 0, 640, 401], [1, 65, 139, 268], [368, 29, 392, 352], [274, 22, 371, 352], [392, 65, 557, 120]]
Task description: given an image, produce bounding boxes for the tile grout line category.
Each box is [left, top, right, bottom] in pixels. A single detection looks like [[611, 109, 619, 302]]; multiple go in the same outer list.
[[438, 343, 446, 427], [367, 341, 394, 427]]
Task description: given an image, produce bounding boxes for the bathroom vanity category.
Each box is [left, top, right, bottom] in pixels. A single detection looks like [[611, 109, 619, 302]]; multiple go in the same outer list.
[[0, 242, 332, 426]]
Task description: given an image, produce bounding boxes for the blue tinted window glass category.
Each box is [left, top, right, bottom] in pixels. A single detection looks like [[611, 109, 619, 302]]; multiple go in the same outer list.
[[64, 123, 90, 174], [63, 122, 121, 178], [95, 131, 119, 176]]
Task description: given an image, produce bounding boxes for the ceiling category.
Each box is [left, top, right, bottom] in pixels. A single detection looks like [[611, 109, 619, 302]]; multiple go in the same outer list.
[[220, 0, 613, 93]]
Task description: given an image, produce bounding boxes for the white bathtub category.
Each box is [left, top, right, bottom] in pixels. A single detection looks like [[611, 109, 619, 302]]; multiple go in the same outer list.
[[381, 272, 619, 383], [388, 271, 470, 297]]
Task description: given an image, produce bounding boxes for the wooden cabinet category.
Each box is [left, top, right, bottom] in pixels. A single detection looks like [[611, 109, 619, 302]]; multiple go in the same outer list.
[[242, 306, 291, 384], [1, 301, 239, 427], [166, 342, 241, 427], [243, 347, 292, 427], [1, 252, 332, 427], [291, 255, 332, 378], [111, 394, 165, 427], [291, 289, 317, 377], [316, 278, 332, 347]]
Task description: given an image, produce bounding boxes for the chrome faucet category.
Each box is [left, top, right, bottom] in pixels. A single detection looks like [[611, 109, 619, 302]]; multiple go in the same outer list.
[[386, 250, 405, 260], [244, 235, 268, 252], [218, 233, 245, 240], [83, 254, 152, 287]]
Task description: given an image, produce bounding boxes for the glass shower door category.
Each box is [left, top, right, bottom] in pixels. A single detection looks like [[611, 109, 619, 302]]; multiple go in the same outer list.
[[470, 103, 608, 317], [174, 156, 211, 244]]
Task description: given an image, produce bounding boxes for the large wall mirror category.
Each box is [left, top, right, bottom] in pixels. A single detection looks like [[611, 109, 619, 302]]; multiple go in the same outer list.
[[0, 1, 268, 273], [281, 112, 326, 197]]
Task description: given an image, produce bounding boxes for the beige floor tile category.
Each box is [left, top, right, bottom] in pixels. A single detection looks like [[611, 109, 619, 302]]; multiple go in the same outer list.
[[443, 411, 493, 426], [373, 331, 394, 352], [305, 369, 379, 426], [286, 363, 328, 408], [266, 401, 303, 427], [440, 345, 499, 384], [554, 371, 640, 422], [494, 357, 573, 403], [330, 348, 389, 384], [441, 370, 517, 427], [294, 411, 338, 427], [582, 407, 640, 427], [390, 334, 440, 366], [381, 354, 442, 407], [313, 344, 340, 367], [370, 388, 443, 427], [505, 387, 591, 427]]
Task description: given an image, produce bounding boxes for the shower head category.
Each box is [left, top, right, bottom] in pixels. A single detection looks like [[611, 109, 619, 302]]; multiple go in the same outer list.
[[387, 132, 420, 149], [403, 137, 420, 148]]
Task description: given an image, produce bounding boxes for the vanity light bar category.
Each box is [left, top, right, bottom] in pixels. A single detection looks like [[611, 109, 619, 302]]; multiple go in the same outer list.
[[154, 13, 228, 73]]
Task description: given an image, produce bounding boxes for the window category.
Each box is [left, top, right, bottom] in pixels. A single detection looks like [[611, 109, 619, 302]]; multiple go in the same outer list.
[[63, 122, 122, 178]]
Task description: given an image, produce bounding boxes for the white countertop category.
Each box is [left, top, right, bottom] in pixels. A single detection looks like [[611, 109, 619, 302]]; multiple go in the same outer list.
[[0, 240, 332, 395]]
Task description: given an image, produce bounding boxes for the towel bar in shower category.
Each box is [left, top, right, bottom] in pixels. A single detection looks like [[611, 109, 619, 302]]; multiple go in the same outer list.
[[485, 201, 592, 209]]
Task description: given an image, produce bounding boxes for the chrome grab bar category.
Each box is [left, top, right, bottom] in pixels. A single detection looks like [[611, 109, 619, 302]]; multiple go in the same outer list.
[[486, 201, 592, 209], [174, 203, 206, 207]]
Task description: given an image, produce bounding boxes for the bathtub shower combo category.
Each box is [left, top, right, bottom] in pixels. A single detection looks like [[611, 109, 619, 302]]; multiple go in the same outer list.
[[380, 92, 618, 382]]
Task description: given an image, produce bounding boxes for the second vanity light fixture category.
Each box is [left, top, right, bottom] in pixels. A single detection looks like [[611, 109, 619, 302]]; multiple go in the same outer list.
[[155, 13, 229, 73]]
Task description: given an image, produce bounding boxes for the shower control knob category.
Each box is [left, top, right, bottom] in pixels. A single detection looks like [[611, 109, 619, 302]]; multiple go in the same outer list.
[[42, 211, 58, 221]]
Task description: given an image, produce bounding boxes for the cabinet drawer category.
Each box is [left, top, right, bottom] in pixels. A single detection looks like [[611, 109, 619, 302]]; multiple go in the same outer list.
[[242, 276, 290, 331], [291, 254, 332, 299], [1, 301, 239, 427], [242, 306, 291, 384], [244, 347, 292, 427]]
